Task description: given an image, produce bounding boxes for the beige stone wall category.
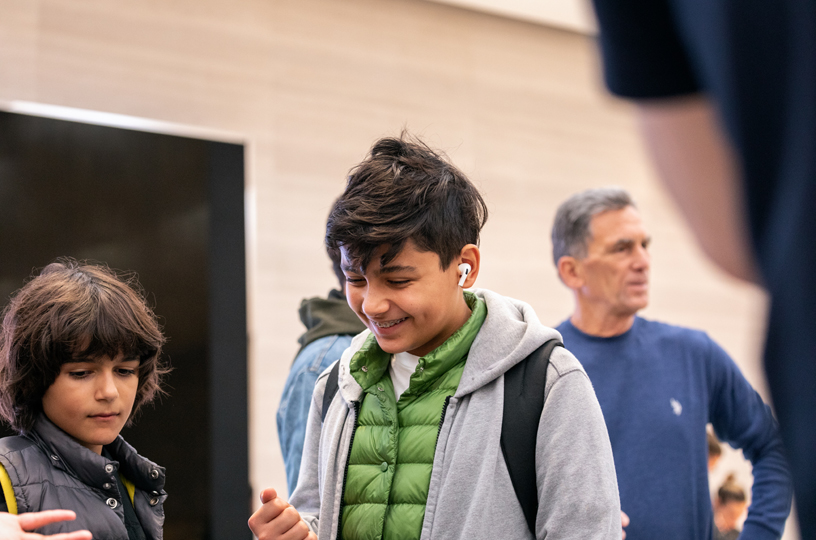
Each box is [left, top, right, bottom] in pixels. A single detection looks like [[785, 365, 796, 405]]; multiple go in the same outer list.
[[1, 0, 790, 536]]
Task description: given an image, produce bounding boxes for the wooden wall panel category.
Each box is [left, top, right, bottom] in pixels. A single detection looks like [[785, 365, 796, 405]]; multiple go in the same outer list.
[[1, 0, 792, 536]]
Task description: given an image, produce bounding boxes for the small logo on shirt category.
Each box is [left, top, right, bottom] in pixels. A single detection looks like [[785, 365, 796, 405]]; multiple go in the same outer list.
[[670, 398, 683, 416]]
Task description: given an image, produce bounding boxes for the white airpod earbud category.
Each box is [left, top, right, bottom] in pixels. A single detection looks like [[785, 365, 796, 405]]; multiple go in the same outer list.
[[457, 263, 472, 287]]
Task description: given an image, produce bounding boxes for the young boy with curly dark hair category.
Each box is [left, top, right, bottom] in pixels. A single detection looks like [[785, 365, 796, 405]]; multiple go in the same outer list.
[[249, 134, 621, 540], [0, 259, 169, 539]]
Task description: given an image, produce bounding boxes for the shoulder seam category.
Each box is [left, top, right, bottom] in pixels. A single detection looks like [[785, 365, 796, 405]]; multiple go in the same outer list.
[[545, 364, 589, 399]]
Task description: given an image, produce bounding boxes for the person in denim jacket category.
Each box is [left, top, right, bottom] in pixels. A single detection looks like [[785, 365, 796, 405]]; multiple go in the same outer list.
[[276, 246, 366, 494]]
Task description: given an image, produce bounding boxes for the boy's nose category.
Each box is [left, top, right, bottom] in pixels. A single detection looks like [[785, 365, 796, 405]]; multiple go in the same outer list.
[[362, 287, 389, 317], [96, 372, 119, 401]]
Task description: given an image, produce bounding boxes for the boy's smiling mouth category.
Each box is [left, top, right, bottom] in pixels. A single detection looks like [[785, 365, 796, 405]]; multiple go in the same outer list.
[[371, 317, 408, 329]]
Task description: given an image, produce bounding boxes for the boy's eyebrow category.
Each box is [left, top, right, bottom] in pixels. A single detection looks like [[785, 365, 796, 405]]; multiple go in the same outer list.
[[67, 353, 140, 364], [377, 264, 417, 274], [64, 357, 103, 366], [341, 263, 418, 275]]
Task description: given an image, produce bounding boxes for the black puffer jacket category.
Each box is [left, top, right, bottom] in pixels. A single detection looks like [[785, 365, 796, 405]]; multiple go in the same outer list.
[[0, 415, 166, 539]]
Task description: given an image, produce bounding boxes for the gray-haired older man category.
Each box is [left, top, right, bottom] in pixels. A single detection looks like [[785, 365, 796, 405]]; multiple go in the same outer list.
[[552, 187, 792, 540]]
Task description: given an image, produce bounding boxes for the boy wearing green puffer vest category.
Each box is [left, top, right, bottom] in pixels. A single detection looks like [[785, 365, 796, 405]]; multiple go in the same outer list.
[[248, 134, 621, 540]]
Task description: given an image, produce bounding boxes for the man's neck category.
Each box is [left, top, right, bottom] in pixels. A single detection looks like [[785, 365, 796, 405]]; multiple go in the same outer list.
[[569, 305, 636, 337]]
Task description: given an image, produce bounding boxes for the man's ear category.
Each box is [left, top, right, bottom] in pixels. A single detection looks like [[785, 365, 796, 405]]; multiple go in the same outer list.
[[457, 244, 481, 288], [557, 256, 582, 289]]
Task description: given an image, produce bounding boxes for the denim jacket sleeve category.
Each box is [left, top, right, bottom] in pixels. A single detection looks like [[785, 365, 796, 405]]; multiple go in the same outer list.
[[276, 334, 354, 495]]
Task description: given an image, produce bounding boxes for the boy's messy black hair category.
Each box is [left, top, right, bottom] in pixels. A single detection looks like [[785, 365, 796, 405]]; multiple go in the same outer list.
[[0, 258, 169, 433], [326, 133, 488, 272]]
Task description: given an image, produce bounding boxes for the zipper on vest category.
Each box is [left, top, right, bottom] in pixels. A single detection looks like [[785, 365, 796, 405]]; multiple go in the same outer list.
[[434, 395, 452, 448], [336, 400, 360, 540]]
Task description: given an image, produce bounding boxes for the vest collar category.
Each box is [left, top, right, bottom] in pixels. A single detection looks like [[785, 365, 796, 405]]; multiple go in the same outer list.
[[29, 414, 165, 493]]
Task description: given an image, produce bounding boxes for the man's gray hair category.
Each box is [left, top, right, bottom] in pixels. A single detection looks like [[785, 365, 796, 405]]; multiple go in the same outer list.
[[551, 187, 635, 265]]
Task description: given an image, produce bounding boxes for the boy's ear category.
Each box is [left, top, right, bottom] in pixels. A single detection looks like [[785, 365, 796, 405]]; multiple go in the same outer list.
[[457, 244, 481, 288], [556, 255, 582, 289]]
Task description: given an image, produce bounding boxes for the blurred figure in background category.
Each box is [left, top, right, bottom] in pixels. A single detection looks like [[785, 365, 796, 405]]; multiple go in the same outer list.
[[551, 187, 792, 540], [714, 475, 749, 540], [276, 244, 365, 494], [587, 0, 816, 535], [708, 429, 723, 471]]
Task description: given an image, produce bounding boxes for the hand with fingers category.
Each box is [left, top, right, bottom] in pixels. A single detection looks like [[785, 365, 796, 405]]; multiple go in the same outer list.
[[0, 510, 92, 540], [248, 488, 316, 540]]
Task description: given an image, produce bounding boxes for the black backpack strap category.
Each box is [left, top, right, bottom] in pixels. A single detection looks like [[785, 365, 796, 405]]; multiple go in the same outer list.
[[321, 361, 341, 423], [500, 338, 563, 536]]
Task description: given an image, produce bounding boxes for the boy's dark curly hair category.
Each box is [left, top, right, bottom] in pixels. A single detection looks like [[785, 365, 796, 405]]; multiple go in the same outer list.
[[0, 258, 168, 433], [326, 133, 488, 272]]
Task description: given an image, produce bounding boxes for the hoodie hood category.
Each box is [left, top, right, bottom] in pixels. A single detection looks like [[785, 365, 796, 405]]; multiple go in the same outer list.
[[336, 288, 561, 403], [456, 288, 561, 396], [297, 289, 367, 351]]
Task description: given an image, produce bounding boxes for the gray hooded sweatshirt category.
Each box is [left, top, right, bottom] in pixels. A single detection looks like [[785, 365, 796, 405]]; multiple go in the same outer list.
[[290, 288, 621, 540]]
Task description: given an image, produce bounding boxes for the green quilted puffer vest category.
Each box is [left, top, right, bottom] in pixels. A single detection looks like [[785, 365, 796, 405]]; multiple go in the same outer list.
[[340, 292, 487, 540]]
